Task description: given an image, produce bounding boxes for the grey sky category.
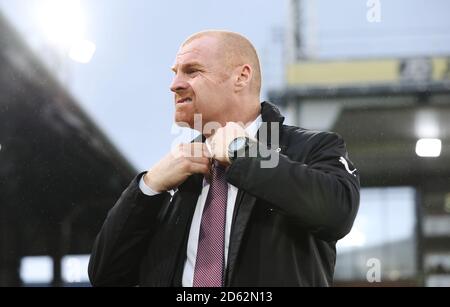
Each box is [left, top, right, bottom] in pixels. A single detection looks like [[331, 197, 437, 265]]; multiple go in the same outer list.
[[0, 0, 449, 170]]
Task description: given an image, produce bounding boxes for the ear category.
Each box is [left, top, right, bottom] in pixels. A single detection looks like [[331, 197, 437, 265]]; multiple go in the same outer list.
[[235, 64, 252, 91]]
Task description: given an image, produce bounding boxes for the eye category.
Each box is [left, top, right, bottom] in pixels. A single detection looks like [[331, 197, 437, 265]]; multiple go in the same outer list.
[[186, 69, 199, 75]]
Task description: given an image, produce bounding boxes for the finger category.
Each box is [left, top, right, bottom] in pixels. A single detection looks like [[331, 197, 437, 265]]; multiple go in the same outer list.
[[184, 143, 212, 158], [188, 161, 211, 175], [184, 156, 211, 165], [195, 143, 212, 158], [182, 143, 206, 158], [171, 143, 186, 158], [202, 144, 212, 158]]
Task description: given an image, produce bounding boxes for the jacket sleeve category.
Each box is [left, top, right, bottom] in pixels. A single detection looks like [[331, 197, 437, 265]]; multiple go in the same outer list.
[[88, 172, 171, 286], [226, 131, 360, 241]]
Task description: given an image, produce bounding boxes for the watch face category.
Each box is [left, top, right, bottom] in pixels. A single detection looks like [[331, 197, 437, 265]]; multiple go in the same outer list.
[[230, 137, 247, 152]]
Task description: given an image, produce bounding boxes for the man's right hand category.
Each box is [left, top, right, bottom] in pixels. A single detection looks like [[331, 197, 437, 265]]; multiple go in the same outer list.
[[143, 143, 212, 193]]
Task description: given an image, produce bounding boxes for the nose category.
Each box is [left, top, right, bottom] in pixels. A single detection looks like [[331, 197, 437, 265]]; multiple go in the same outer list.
[[170, 74, 189, 93]]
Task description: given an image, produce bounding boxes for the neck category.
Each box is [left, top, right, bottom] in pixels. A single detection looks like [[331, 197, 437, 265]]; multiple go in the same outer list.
[[225, 97, 261, 126], [201, 97, 260, 138]]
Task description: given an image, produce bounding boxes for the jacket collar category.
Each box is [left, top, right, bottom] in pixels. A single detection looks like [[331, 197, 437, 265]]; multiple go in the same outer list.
[[260, 101, 285, 125], [257, 101, 285, 149]]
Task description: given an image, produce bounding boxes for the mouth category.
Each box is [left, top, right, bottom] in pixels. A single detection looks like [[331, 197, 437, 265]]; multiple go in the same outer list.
[[176, 97, 192, 104]]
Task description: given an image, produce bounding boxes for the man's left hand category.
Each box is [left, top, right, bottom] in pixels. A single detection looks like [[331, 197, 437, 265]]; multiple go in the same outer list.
[[209, 122, 247, 166]]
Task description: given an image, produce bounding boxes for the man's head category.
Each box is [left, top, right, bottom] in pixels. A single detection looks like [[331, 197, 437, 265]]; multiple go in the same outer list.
[[170, 30, 262, 132]]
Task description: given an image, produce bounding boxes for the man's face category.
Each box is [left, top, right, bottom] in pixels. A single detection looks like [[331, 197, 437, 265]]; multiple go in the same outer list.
[[170, 36, 234, 130]]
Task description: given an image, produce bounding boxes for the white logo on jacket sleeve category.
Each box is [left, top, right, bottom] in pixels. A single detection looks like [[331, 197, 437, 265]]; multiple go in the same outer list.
[[339, 157, 357, 176]]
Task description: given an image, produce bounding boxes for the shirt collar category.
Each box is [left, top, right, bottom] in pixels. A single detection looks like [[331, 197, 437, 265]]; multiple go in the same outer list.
[[245, 114, 262, 139]]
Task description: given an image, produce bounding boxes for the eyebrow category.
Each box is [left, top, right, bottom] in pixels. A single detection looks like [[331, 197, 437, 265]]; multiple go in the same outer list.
[[171, 62, 204, 73]]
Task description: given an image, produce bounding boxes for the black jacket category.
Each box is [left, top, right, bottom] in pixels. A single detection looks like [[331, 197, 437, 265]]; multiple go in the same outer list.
[[88, 101, 360, 287]]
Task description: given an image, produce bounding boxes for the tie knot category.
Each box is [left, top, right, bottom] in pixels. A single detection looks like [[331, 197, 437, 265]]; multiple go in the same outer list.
[[213, 159, 226, 171], [213, 159, 224, 169], [210, 160, 226, 181]]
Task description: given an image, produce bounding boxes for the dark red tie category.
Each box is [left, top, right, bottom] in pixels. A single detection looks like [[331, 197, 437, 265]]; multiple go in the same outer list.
[[193, 160, 228, 287]]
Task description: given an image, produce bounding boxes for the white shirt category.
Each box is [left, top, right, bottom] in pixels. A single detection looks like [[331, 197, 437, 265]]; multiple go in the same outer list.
[[139, 115, 262, 287]]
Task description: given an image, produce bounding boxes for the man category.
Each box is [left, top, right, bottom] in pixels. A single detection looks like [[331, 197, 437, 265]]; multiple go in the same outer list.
[[88, 30, 360, 287]]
